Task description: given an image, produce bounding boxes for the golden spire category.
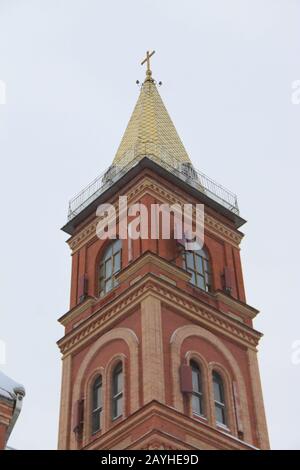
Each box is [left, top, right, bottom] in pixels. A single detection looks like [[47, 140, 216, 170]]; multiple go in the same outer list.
[[112, 53, 192, 168], [141, 50, 155, 82]]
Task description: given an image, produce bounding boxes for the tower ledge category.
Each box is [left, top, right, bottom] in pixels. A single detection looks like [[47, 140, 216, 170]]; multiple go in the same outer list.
[[63, 156, 244, 235]]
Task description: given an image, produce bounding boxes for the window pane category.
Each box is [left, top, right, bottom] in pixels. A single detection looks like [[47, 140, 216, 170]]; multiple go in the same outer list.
[[98, 385, 102, 408], [92, 376, 102, 410], [215, 404, 226, 425], [197, 274, 205, 290], [112, 363, 123, 419], [192, 369, 199, 392], [99, 241, 122, 295], [99, 263, 105, 279], [205, 272, 211, 291], [105, 258, 112, 277], [105, 278, 112, 292], [113, 253, 121, 273], [112, 396, 123, 419], [116, 396, 123, 417], [204, 258, 210, 272], [112, 400, 117, 418], [117, 370, 123, 393], [93, 385, 101, 409], [205, 270, 211, 284], [104, 245, 112, 261], [195, 255, 204, 274], [184, 248, 211, 292], [213, 373, 224, 404], [94, 375, 101, 388], [113, 363, 123, 393], [113, 369, 123, 395], [115, 239, 122, 252], [192, 394, 202, 415], [189, 270, 196, 284], [185, 252, 194, 269], [213, 380, 222, 403], [92, 410, 101, 433]]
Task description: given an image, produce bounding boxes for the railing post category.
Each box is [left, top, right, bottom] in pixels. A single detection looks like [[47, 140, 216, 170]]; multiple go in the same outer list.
[[67, 160, 239, 221]]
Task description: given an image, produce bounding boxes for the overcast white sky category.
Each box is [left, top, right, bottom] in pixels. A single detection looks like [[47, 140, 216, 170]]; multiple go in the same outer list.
[[0, 0, 299, 450]]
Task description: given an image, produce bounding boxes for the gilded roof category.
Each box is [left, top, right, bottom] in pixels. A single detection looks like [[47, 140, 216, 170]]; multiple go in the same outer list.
[[112, 78, 191, 168]]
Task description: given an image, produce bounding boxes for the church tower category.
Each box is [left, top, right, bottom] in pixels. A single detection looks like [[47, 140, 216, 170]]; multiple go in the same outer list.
[[57, 53, 269, 450]]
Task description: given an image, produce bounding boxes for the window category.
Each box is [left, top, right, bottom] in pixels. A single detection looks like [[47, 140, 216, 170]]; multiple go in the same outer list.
[[190, 360, 204, 416], [91, 375, 102, 434], [213, 371, 227, 426], [183, 247, 212, 292], [99, 239, 122, 295], [112, 362, 123, 420]]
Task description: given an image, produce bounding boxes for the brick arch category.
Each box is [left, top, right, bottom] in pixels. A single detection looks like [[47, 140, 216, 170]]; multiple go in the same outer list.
[[71, 328, 139, 449], [170, 324, 252, 444]]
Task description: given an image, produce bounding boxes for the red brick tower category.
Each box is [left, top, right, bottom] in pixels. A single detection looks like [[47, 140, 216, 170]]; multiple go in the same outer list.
[[57, 56, 269, 450]]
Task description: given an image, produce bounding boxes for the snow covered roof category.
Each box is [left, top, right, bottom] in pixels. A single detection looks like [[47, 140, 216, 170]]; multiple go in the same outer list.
[[0, 370, 25, 402]]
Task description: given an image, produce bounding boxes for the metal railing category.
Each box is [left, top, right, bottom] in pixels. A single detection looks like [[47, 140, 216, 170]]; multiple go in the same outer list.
[[67, 152, 239, 220]]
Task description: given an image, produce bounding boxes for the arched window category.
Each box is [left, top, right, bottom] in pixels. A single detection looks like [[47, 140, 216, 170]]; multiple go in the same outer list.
[[112, 362, 123, 420], [190, 360, 204, 416], [183, 247, 212, 292], [99, 239, 122, 295], [91, 375, 102, 434], [213, 371, 226, 426]]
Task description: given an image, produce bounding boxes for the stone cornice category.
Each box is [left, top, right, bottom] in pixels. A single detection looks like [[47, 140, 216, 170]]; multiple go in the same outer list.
[[148, 279, 262, 348], [57, 274, 262, 356], [67, 176, 243, 253], [58, 252, 189, 330], [117, 251, 190, 284], [83, 400, 257, 450], [215, 290, 259, 320], [58, 297, 96, 327]]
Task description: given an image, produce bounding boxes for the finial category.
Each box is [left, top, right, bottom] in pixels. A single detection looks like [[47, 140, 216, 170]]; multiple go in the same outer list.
[[141, 50, 155, 82]]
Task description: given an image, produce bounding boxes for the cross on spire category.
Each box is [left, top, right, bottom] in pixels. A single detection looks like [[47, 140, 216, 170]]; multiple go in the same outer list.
[[141, 50, 155, 81]]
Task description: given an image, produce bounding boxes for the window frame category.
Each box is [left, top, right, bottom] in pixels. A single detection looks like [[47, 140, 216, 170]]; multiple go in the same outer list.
[[212, 370, 227, 427], [183, 247, 212, 293], [91, 375, 103, 435], [111, 362, 123, 421], [99, 239, 122, 296], [190, 360, 205, 417]]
